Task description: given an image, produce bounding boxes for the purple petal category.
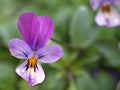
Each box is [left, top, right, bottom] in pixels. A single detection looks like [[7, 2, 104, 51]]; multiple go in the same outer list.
[[90, 0, 116, 10], [17, 12, 40, 50], [34, 16, 54, 50], [118, 42, 120, 49], [95, 8, 120, 27], [18, 12, 54, 50], [35, 45, 62, 63], [114, 0, 120, 6], [90, 0, 101, 10], [15, 60, 45, 86], [8, 38, 33, 59]]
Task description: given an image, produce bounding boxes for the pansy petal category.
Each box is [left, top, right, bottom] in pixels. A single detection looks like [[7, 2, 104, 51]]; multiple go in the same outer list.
[[95, 10, 106, 26], [31, 63, 45, 86], [114, 0, 120, 7], [95, 8, 120, 27], [17, 12, 40, 50], [9, 38, 33, 59], [34, 16, 54, 50], [36, 45, 62, 63], [90, 0, 101, 10], [107, 8, 120, 27], [16, 60, 45, 86]]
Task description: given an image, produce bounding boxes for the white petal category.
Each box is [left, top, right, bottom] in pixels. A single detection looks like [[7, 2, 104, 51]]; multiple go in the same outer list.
[[107, 8, 120, 27], [32, 63, 45, 86], [95, 10, 106, 26], [95, 7, 120, 27], [15, 60, 45, 86]]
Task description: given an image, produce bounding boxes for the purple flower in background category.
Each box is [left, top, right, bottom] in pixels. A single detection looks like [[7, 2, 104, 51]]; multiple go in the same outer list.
[[90, 0, 120, 27], [8, 12, 63, 86]]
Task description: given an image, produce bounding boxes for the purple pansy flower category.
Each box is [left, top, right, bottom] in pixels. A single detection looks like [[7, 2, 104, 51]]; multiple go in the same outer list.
[[8, 12, 63, 86], [90, 0, 120, 27]]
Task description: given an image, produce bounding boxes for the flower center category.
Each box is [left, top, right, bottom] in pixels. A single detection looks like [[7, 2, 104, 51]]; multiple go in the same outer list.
[[26, 56, 37, 71], [101, 3, 111, 13]]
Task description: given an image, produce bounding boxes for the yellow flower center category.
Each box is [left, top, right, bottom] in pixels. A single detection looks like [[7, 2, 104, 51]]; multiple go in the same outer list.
[[101, 3, 111, 13], [26, 56, 37, 71]]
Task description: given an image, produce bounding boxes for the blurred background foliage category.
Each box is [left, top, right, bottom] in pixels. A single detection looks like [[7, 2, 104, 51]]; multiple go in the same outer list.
[[0, 0, 120, 90]]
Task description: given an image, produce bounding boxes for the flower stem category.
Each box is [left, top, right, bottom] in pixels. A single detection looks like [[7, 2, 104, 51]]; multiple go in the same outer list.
[[51, 37, 80, 50]]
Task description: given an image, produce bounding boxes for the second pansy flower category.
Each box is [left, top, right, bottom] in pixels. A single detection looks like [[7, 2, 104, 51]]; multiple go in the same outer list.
[[91, 0, 120, 28], [8, 12, 63, 86]]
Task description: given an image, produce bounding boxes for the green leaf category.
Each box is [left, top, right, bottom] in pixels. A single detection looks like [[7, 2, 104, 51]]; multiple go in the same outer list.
[[79, 53, 100, 66], [19, 80, 39, 90], [95, 71, 116, 90], [76, 71, 98, 90], [79, 48, 100, 66], [0, 0, 16, 24], [97, 27, 116, 41], [53, 6, 73, 42], [68, 80, 77, 90], [38, 71, 66, 90], [0, 62, 16, 90], [0, 21, 20, 46], [70, 6, 100, 49], [95, 42, 120, 67]]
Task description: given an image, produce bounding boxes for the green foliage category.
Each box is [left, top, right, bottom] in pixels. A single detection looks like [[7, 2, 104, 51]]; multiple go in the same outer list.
[[0, 62, 16, 90], [76, 72, 98, 90], [95, 42, 120, 67], [70, 6, 100, 49], [95, 71, 116, 90]]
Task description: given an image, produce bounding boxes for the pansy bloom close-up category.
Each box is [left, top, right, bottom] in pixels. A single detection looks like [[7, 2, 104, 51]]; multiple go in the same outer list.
[[90, 0, 120, 27], [8, 12, 63, 86]]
